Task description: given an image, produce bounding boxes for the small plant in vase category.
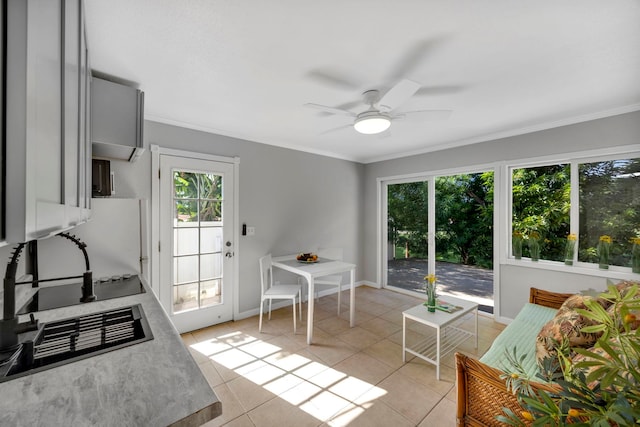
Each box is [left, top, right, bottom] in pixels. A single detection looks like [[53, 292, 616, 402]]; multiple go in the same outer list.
[[424, 274, 437, 312], [564, 233, 577, 266], [513, 231, 524, 260], [528, 231, 541, 261], [598, 235, 612, 269], [631, 237, 640, 274]]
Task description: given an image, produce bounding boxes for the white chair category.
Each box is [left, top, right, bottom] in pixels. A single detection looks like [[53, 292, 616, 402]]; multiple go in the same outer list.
[[259, 254, 302, 333], [314, 247, 344, 315]]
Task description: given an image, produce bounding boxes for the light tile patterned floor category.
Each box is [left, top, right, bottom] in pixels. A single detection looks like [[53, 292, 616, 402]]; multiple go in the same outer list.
[[181, 286, 505, 427]]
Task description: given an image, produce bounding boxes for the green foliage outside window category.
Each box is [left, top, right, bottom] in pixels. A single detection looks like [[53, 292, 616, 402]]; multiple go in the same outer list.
[[578, 159, 640, 268], [512, 164, 571, 262], [387, 172, 494, 268], [512, 157, 640, 269], [174, 171, 223, 223]]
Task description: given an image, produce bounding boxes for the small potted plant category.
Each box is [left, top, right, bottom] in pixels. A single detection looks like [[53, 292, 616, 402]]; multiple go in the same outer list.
[[598, 235, 612, 269], [424, 274, 437, 312], [564, 233, 577, 266], [513, 231, 524, 260]]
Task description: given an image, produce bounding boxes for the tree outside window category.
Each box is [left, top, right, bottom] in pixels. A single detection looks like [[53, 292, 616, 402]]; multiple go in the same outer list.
[[511, 155, 640, 270], [578, 158, 640, 267]]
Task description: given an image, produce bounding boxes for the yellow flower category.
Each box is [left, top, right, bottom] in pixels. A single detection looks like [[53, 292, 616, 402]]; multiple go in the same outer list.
[[631, 237, 640, 245], [424, 274, 437, 284], [521, 411, 534, 421], [513, 231, 523, 239], [567, 408, 581, 418], [599, 235, 612, 243], [529, 231, 540, 240], [567, 234, 577, 241]]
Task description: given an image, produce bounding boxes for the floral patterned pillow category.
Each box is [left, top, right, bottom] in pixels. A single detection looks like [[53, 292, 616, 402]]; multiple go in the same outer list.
[[535, 295, 604, 366]]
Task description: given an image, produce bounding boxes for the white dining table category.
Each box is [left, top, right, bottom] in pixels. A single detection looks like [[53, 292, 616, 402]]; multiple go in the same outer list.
[[271, 255, 356, 345]]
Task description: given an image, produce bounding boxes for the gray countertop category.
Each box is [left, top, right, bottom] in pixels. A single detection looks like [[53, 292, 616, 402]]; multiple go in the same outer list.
[[0, 277, 221, 426]]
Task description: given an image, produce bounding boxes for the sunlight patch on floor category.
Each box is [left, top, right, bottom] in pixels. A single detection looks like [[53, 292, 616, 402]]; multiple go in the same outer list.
[[189, 330, 388, 424]]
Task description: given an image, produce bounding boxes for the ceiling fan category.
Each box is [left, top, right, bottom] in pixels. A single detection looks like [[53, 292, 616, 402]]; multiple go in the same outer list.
[[305, 79, 452, 135]]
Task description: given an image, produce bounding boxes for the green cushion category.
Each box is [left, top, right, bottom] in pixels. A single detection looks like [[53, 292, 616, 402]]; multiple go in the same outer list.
[[480, 303, 558, 379]]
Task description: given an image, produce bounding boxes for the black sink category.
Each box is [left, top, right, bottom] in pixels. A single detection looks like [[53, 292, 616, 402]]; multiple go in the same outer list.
[[17, 275, 145, 314], [0, 304, 153, 382]]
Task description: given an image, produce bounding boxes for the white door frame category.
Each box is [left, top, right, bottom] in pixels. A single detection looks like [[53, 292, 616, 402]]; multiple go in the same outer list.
[[150, 144, 240, 324]]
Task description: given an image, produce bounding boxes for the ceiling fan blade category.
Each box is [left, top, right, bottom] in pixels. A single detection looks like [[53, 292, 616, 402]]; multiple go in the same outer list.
[[306, 69, 360, 90], [399, 109, 452, 120], [387, 37, 447, 81], [415, 85, 465, 96], [304, 103, 355, 117], [319, 124, 353, 136], [378, 79, 421, 112]]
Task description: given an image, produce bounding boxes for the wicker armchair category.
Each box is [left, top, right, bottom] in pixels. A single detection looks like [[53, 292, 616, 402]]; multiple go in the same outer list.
[[455, 288, 573, 426]]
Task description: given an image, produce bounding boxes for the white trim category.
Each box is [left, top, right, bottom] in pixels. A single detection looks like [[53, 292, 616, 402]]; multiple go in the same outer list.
[[503, 145, 640, 169], [150, 144, 240, 165], [378, 166, 497, 309], [376, 178, 383, 287]]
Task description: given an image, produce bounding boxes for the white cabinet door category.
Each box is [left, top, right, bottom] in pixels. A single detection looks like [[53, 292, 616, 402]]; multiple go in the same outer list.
[[5, 0, 91, 243], [64, 0, 80, 210], [24, 0, 66, 240]]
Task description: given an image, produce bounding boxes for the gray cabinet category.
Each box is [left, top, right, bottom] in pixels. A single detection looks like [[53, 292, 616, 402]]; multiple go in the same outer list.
[[4, 0, 91, 243], [91, 77, 144, 162]]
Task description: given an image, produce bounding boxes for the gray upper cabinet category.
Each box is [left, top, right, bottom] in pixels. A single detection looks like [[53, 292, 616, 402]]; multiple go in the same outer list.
[[4, 0, 91, 243], [91, 77, 144, 162]]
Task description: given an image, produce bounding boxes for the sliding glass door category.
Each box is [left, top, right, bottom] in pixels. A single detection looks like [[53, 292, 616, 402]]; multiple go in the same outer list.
[[383, 171, 495, 312]]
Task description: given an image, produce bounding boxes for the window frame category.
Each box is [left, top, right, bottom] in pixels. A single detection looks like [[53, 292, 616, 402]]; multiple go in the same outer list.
[[505, 149, 640, 274]]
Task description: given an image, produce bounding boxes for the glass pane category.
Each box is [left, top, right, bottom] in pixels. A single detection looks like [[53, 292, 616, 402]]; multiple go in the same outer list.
[[174, 255, 198, 284], [200, 253, 222, 281], [201, 280, 222, 308], [200, 201, 222, 223], [175, 199, 198, 225], [386, 181, 428, 290], [578, 158, 640, 267], [512, 164, 570, 261], [201, 227, 222, 253], [174, 228, 199, 256], [199, 173, 222, 200], [173, 282, 199, 313], [436, 173, 494, 269], [174, 171, 199, 198]]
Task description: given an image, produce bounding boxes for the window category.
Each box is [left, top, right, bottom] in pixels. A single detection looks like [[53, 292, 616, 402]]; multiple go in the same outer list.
[[511, 164, 570, 262], [510, 155, 640, 270], [578, 158, 640, 267]]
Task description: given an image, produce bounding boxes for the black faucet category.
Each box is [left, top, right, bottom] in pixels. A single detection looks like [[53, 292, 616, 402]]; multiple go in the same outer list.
[[0, 233, 94, 357]]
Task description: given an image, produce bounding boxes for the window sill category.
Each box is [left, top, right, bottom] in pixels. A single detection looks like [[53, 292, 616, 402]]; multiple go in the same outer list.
[[503, 258, 639, 281]]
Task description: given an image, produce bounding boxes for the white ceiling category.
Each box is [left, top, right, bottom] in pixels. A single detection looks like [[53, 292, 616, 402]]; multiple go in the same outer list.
[[84, 0, 640, 164]]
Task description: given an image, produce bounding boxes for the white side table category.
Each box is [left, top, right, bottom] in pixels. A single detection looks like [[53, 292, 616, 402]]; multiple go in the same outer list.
[[402, 296, 478, 380]]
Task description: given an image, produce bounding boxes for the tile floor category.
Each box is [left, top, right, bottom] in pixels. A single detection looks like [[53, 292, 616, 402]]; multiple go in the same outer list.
[[181, 286, 506, 427]]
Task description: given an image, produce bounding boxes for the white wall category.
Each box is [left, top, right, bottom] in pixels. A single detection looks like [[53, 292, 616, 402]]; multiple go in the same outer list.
[[362, 111, 640, 319], [3, 111, 638, 321], [139, 121, 364, 315]]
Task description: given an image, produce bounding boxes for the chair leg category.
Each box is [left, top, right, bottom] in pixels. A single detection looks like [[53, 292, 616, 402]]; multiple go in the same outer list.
[[259, 299, 264, 332], [298, 290, 302, 320], [268, 299, 272, 320], [337, 285, 341, 315], [292, 297, 297, 333]]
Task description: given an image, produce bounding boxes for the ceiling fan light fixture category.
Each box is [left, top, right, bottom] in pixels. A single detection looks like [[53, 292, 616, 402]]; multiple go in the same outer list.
[[354, 112, 391, 134]]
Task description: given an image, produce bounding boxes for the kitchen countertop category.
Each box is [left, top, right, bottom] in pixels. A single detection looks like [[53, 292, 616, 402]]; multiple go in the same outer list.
[[0, 277, 221, 426]]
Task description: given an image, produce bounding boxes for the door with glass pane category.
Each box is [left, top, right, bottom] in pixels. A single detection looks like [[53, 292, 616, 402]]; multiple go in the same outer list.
[[159, 155, 235, 333]]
